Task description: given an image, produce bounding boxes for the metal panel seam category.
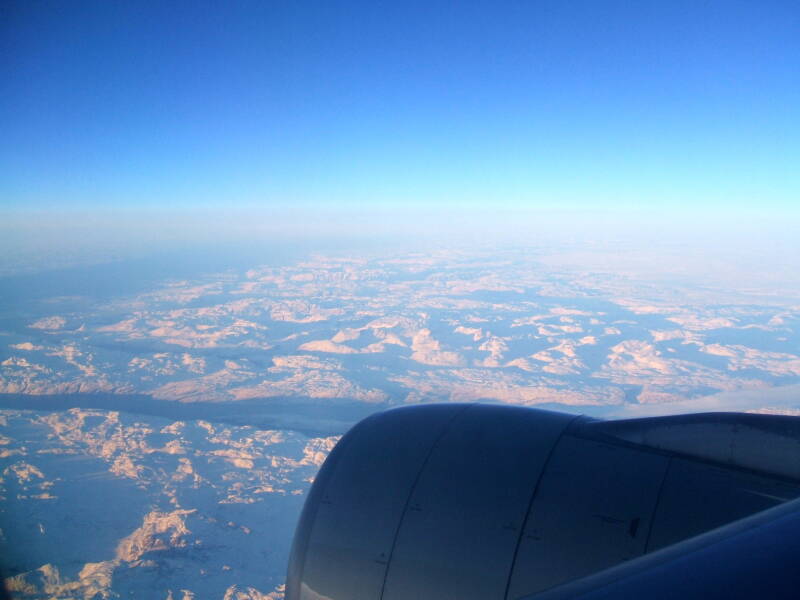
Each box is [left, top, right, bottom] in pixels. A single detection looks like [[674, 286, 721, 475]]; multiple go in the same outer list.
[[288, 423, 358, 600], [643, 456, 673, 554], [377, 403, 475, 600], [502, 415, 582, 600]]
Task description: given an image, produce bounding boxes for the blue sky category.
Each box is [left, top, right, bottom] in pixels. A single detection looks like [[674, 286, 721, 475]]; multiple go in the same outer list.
[[2, 0, 798, 213]]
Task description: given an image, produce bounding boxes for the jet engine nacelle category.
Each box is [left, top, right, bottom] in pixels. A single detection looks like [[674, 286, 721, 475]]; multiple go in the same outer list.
[[286, 403, 800, 600]]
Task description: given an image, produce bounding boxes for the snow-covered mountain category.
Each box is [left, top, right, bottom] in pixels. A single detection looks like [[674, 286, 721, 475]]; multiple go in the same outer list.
[[1, 408, 336, 599], [2, 245, 800, 597], [3, 248, 800, 413]]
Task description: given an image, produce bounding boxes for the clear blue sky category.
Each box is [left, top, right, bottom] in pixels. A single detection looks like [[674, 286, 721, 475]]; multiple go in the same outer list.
[[2, 0, 798, 212]]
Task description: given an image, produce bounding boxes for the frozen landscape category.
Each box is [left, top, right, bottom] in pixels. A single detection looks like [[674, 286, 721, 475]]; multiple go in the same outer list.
[[4, 0, 798, 596], [2, 241, 800, 598], [2, 244, 800, 414]]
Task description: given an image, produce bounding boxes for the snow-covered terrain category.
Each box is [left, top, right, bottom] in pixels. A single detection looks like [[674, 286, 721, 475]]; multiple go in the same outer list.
[[1, 408, 336, 599], [2, 244, 800, 597], [2, 248, 800, 413]]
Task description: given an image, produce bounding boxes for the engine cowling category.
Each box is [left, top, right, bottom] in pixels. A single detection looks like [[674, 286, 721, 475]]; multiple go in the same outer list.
[[286, 403, 800, 600]]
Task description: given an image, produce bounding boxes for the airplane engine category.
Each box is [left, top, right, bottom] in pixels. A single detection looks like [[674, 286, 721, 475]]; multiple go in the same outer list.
[[285, 403, 800, 600]]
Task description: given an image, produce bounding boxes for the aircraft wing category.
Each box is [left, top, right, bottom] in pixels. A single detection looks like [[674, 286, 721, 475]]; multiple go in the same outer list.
[[285, 403, 800, 599]]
